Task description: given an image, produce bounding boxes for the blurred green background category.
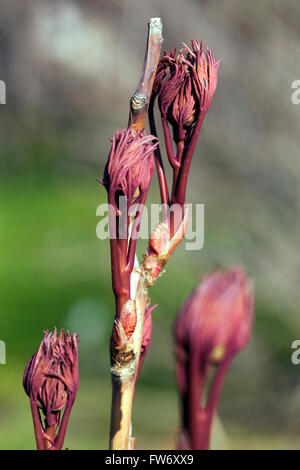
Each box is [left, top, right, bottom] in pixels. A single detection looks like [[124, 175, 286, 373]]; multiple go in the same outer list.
[[1, 0, 300, 449]]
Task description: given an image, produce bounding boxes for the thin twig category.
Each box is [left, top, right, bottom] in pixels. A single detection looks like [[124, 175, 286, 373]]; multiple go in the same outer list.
[[128, 18, 163, 131]]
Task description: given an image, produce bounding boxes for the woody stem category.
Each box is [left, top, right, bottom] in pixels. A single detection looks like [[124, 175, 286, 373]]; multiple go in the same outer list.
[[109, 271, 147, 450], [129, 18, 163, 131], [109, 375, 136, 450], [109, 18, 163, 451]]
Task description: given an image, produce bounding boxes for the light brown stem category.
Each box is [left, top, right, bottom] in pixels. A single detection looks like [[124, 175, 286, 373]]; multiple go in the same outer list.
[[109, 376, 135, 450], [109, 269, 147, 450], [128, 18, 163, 132], [109, 18, 163, 450]]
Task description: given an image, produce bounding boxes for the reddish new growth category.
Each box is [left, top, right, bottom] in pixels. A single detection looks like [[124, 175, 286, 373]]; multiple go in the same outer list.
[[101, 128, 157, 213], [149, 40, 219, 208], [99, 127, 158, 364], [142, 207, 190, 286], [100, 25, 221, 450], [99, 127, 158, 308], [176, 267, 253, 367], [23, 328, 79, 450], [175, 267, 253, 450], [136, 300, 157, 380]]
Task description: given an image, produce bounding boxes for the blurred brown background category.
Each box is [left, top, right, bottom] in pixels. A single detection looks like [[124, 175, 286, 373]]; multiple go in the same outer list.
[[1, 0, 300, 449]]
